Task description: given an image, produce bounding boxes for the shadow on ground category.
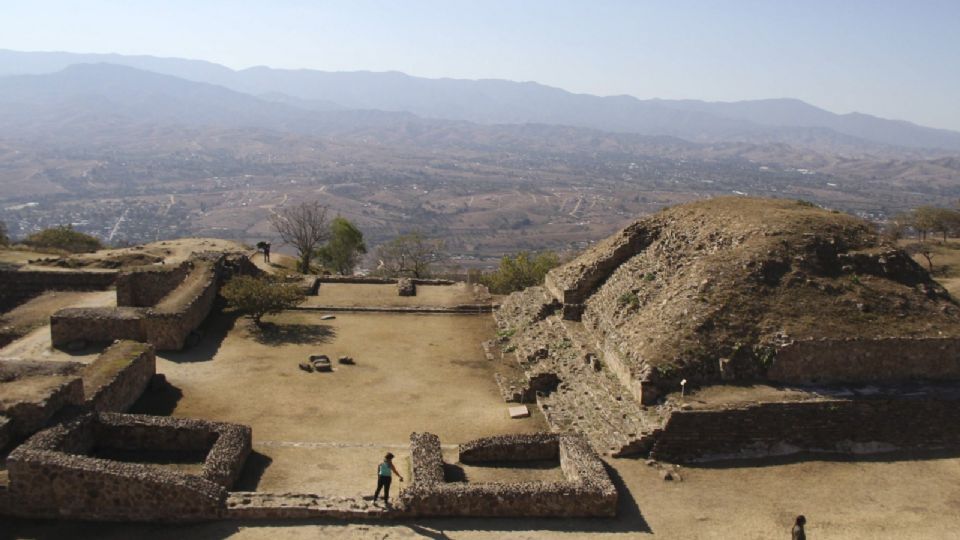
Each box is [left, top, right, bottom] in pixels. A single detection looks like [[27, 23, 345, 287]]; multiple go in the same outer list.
[[234, 451, 274, 491], [160, 308, 238, 364], [128, 376, 184, 416], [250, 322, 336, 346]]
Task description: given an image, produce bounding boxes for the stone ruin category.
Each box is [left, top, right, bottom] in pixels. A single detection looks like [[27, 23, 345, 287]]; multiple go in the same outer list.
[[0, 340, 156, 452], [493, 197, 960, 460], [402, 432, 617, 518], [50, 252, 260, 351], [3, 412, 251, 521]]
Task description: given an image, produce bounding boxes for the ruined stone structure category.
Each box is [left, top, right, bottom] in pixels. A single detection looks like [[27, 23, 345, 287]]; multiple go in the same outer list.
[[402, 432, 617, 518], [2, 412, 251, 521], [0, 340, 155, 452], [495, 197, 960, 459], [49, 253, 256, 351], [0, 269, 117, 311]]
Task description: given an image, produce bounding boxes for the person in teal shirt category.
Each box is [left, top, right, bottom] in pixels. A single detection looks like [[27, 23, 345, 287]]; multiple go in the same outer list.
[[373, 452, 404, 504]]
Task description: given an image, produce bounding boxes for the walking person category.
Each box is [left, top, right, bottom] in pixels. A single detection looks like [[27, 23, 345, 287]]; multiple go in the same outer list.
[[373, 452, 403, 504], [792, 515, 807, 540]]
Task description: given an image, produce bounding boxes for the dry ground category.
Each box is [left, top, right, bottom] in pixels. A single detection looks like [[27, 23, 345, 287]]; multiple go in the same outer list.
[[8, 450, 960, 539], [901, 237, 960, 298], [133, 310, 545, 495], [0, 290, 114, 361], [6, 281, 960, 538]]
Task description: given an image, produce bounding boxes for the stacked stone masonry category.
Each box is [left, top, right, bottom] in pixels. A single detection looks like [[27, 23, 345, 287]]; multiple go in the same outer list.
[[650, 390, 960, 463], [769, 338, 960, 384], [51, 254, 226, 350], [402, 432, 617, 518], [2, 412, 251, 521], [0, 269, 117, 310], [81, 341, 156, 413], [116, 262, 191, 307]]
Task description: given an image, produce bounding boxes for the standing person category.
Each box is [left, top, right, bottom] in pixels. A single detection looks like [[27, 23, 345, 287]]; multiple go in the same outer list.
[[263, 242, 271, 263], [373, 452, 403, 504], [792, 515, 807, 540]]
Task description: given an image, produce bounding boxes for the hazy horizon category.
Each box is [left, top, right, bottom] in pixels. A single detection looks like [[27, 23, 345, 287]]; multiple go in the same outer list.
[[1, 0, 958, 131]]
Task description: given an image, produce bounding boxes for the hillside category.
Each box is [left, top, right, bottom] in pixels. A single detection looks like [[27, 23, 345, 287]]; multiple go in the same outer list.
[[2, 49, 960, 152], [529, 197, 960, 398]]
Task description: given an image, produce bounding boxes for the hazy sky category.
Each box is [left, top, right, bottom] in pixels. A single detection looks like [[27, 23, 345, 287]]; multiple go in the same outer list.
[[2, 0, 959, 131]]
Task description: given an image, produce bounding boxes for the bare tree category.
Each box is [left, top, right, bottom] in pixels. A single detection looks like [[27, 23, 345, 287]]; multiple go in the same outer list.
[[375, 232, 446, 278], [269, 201, 330, 273]]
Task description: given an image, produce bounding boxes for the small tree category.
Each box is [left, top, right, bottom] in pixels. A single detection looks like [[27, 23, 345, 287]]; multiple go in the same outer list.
[[0, 220, 8, 246], [375, 232, 445, 278], [24, 225, 102, 253], [269, 201, 330, 273], [481, 250, 561, 294], [906, 242, 935, 273], [316, 217, 366, 275], [221, 275, 306, 327]]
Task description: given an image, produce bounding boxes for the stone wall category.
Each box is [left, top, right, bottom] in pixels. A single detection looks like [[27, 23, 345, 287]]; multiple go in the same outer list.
[[459, 433, 560, 462], [0, 269, 117, 310], [50, 255, 224, 351], [403, 432, 617, 518], [51, 307, 148, 346], [116, 262, 191, 307], [3, 413, 251, 521], [82, 341, 156, 413], [769, 338, 960, 384], [0, 376, 84, 444], [650, 394, 960, 463], [0, 415, 11, 450], [544, 221, 654, 320]]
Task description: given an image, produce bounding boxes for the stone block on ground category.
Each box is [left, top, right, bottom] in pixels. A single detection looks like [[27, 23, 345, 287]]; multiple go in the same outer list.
[[508, 405, 530, 419], [397, 278, 416, 296]]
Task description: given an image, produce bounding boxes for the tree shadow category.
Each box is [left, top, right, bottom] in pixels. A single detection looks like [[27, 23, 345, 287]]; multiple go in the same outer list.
[[250, 322, 337, 345], [233, 451, 274, 491], [128, 375, 184, 416]]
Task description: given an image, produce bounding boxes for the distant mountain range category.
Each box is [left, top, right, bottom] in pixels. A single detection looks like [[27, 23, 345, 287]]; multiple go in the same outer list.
[[1, 49, 959, 153]]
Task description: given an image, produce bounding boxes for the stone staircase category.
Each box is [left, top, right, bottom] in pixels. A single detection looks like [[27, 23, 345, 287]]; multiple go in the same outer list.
[[494, 301, 666, 457]]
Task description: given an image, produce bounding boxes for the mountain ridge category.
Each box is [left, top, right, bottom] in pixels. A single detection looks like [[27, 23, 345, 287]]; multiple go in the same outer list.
[[1, 49, 958, 152]]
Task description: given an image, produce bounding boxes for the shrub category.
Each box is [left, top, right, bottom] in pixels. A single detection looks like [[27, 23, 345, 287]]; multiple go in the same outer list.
[[221, 275, 306, 326], [481, 250, 561, 294], [24, 225, 102, 253], [618, 291, 640, 309]]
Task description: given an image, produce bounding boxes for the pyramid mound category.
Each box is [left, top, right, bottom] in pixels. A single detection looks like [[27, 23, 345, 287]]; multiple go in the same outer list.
[[534, 197, 960, 402]]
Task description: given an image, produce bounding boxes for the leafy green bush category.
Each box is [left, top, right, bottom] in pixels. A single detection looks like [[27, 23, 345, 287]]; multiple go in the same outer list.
[[481, 250, 560, 294], [618, 291, 640, 309], [24, 226, 102, 253], [221, 275, 306, 326]]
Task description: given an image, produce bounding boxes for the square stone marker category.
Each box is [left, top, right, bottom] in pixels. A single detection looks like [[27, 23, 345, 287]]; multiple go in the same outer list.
[[509, 405, 530, 419]]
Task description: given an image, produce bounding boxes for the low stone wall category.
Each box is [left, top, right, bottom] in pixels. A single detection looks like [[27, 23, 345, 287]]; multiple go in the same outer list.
[[0, 376, 84, 444], [650, 394, 960, 463], [51, 256, 224, 351], [403, 432, 617, 518], [3, 413, 251, 521], [82, 341, 156, 413], [459, 433, 560, 463], [116, 262, 191, 307], [92, 413, 252, 489], [0, 269, 117, 310], [769, 338, 960, 384], [51, 307, 147, 346], [0, 415, 11, 450], [316, 276, 456, 285]]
